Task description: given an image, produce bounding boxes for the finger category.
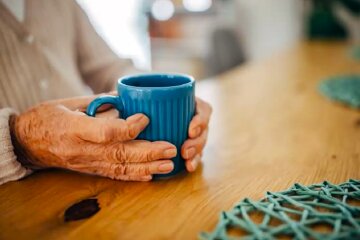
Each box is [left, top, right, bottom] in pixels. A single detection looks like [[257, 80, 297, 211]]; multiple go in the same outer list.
[[101, 140, 177, 163], [185, 154, 201, 172], [91, 169, 153, 181], [188, 115, 203, 138], [188, 98, 212, 138], [121, 160, 174, 176], [72, 160, 174, 179], [71, 113, 150, 143], [104, 160, 174, 176], [60, 158, 153, 181], [115, 175, 152, 182], [52, 92, 117, 112], [181, 128, 208, 159], [96, 108, 119, 119]]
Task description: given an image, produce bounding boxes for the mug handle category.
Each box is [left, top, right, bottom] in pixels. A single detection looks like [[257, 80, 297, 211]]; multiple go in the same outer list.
[[86, 95, 123, 117]]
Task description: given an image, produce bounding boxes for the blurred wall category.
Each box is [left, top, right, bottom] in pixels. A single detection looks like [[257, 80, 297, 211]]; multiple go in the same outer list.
[[234, 0, 304, 61]]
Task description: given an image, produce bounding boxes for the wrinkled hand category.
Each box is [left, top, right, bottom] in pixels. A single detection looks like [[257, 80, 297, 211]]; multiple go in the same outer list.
[[181, 97, 212, 172], [11, 95, 177, 181]]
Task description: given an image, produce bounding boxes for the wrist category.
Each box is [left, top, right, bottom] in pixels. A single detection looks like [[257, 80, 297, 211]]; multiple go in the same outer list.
[[9, 115, 37, 168]]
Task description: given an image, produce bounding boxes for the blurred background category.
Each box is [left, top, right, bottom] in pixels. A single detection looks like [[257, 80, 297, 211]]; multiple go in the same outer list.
[[77, 0, 360, 80]]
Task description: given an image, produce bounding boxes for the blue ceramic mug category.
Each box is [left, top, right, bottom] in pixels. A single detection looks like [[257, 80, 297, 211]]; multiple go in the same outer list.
[[86, 73, 195, 177]]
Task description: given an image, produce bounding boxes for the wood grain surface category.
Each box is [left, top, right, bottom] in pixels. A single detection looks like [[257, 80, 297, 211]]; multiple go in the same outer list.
[[0, 41, 359, 239]]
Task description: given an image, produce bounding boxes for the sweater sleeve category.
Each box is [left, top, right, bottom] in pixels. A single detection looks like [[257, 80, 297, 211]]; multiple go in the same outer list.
[[73, 2, 138, 93], [0, 108, 32, 185]]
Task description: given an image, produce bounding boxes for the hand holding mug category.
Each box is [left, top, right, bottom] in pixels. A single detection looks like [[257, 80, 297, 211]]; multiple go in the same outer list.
[[11, 74, 212, 181], [181, 97, 212, 172], [10, 95, 178, 181], [87, 74, 197, 177]]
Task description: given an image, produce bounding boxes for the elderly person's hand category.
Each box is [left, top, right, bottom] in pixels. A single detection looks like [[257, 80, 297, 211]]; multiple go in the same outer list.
[[181, 97, 212, 172], [10, 95, 177, 181]]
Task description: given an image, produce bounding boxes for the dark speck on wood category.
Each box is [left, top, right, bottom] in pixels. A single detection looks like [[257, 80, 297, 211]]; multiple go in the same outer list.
[[64, 198, 100, 222], [354, 119, 360, 128]]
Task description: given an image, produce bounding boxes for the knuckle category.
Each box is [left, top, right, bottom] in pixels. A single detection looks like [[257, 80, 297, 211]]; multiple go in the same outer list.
[[145, 150, 155, 162], [114, 163, 128, 175], [192, 137, 206, 151], [116, 144, 127, 162], [181, 141, 190, 151], [107, 144, 126, 162]]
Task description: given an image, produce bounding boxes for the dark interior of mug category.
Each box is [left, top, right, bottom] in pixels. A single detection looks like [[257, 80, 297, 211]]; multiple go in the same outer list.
[[121, 74, 191, 87]]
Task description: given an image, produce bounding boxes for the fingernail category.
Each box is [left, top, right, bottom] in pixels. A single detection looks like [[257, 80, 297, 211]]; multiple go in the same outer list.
[[164, 148, 177, 158], [158, 162, 174, 173], [185, 147, 196, 159]]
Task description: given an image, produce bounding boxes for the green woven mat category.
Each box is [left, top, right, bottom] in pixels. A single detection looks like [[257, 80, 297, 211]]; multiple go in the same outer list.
[[200, 179, 360, 240], [319, 75, 360, 108]]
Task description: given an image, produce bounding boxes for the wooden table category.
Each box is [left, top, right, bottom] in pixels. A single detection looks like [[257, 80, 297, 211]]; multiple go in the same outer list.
[[1, 42, 360, 239]]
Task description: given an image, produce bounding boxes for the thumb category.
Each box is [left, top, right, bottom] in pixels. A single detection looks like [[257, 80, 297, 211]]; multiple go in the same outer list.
[[73, 113, 150, 143]]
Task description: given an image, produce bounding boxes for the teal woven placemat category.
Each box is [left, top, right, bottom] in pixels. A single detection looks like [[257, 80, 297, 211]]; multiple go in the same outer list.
[[200, 179, 360, 240], [319, 75, 360, 108]]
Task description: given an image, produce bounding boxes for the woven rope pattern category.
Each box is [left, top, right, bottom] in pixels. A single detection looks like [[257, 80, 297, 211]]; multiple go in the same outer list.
[[200, 179, 360, 240]]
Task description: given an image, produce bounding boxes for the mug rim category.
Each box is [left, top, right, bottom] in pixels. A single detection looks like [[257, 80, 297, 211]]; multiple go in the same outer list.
[[118, 73, 195, 90]]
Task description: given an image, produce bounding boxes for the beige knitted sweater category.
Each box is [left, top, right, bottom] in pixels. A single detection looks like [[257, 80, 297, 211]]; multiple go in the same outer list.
[[0, 0, 135, 184]]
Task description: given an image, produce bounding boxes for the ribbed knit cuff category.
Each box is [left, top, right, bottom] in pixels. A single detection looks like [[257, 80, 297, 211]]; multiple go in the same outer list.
[[0, 108, 32, 185]]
